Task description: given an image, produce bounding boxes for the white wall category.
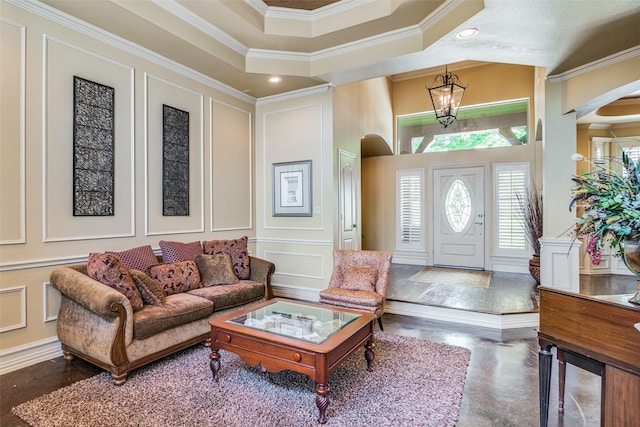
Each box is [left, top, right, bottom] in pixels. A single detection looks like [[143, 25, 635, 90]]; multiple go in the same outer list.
[[255, 87, 335, 301]]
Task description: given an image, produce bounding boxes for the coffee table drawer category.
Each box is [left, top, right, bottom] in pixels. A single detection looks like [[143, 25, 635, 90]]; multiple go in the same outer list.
[[213, 330, 316, 368]]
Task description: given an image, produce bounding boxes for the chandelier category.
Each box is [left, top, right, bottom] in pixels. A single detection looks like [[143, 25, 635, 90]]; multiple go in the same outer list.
[[426, 66, 467, 128]]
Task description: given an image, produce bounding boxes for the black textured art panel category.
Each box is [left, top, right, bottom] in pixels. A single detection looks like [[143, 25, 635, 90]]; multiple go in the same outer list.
[[73, 76, 115, 216], [162, 104, 190, 216]]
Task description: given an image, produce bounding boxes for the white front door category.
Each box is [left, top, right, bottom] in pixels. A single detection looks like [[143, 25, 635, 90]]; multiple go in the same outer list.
[[339, 150, 359, 249], [432, 166, 485, 269]]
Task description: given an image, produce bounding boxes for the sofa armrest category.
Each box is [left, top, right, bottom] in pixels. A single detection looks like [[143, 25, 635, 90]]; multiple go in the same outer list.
[[50, 265, 132, 319], [249, 256, 275, 299]]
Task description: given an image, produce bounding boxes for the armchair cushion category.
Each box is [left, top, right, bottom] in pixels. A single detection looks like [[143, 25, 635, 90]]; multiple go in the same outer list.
[[341, 265, 378, 291], [87, 253, 144, 312], [148, 260, 202, 295]]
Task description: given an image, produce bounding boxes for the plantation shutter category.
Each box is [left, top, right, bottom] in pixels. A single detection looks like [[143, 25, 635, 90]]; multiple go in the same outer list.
[[494, 164, 528, 256], [397, 169, 423, 249]]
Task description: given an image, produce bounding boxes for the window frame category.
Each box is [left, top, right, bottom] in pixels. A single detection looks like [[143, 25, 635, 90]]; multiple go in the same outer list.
[[493, 162, 530, 257], [396, 168, 424, 251]]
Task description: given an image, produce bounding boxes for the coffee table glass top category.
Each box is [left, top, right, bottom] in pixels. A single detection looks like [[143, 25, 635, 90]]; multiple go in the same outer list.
[[226, 300, 361, 344]]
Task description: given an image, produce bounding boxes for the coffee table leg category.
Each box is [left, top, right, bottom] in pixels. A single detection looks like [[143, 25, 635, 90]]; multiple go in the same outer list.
[[364, 340, 375, 372], [210, 349, 221, 382], [315, 383, 330, 424]]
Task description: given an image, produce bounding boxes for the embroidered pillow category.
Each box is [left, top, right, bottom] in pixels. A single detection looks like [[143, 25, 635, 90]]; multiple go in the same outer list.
[[159, 240, 203, 263], [129, 269, 165, 306], [340, 265, 378, 292], [202, 236, 250, 280], [87, 253, 144, 311], [195, 253, 239, 287], [148, 260, 202, 295], [106, 245, 158, 272]]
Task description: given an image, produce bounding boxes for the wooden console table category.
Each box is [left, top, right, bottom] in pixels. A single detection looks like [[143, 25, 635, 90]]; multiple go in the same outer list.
[[537, 287, 640, 427]]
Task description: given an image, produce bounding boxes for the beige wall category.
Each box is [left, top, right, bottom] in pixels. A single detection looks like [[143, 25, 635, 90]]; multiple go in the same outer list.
[[363, 64, 539, 267], [332, 77, 394, 248], [0, 3, 255, 358]]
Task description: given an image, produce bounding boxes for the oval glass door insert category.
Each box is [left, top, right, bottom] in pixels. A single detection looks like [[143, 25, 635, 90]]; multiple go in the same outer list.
[[445, 179, 471, 232]]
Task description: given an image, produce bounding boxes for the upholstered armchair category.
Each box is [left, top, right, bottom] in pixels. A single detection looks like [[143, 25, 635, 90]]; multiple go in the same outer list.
[[319, 250, 393, 330]]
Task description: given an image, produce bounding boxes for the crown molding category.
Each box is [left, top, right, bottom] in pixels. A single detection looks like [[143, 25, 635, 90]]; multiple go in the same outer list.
[[256, 83, 333, 105], [547, 46, 640, 82], [152, 0, 248, 56], [7, 0, 256, 104]]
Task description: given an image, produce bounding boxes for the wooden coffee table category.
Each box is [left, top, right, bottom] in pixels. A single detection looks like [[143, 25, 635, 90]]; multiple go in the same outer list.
[[209, 298, 376, 424]]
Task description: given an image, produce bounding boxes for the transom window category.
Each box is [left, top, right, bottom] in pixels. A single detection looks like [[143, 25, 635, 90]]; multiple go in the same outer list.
[[397, 99, 529, 154]]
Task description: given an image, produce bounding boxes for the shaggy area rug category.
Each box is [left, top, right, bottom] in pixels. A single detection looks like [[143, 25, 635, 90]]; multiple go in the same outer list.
[[409, 267, 492, 288], [13, 332, 471, 427]]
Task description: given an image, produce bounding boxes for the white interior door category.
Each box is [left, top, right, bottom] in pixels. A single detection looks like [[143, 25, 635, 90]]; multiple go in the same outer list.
[[339, 150, 358, 249], [432, 166, 485, 269]]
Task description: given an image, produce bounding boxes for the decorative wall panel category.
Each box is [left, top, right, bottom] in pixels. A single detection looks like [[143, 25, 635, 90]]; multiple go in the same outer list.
[[44, 37, 134, 241], [73, 76, 115, 216], [0, 18, 25, 244], [211, 100, 252, 231], [43, 282, 60, 323], [0, 286, 26, 333], [145, 74, 203, 235]]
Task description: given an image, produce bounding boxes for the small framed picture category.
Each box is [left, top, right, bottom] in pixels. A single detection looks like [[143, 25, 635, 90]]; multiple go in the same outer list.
[[272, 160, 312, 217]]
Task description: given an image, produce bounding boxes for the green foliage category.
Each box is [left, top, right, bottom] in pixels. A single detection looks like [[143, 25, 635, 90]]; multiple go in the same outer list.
[[570, 150, 640, 264], [426, 129, 518, 152]]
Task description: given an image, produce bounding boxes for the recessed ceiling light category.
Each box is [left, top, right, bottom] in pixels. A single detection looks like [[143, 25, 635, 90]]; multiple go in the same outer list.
[[269, 76, 282, 83], [457, 28, 478, 39]]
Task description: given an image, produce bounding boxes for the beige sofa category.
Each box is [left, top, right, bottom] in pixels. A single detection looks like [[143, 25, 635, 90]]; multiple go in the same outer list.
[[50, 255, 274, 385]]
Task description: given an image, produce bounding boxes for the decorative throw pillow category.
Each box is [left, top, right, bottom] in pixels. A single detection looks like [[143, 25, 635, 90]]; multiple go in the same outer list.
[[129, 269, 166, 306], [148, 260, 202, 296], [106, 245, 158, 272], [159, 240, 203, 263], [202, 236, 250, 280], [340, 265, 378, 292], [87, 253, 144, 311], [195, 253, 239, 287]]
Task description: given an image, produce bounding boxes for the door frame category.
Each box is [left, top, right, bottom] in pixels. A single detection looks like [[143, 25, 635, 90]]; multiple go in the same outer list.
[[338, 149, 359, 250], [428, 162, 490, 269]]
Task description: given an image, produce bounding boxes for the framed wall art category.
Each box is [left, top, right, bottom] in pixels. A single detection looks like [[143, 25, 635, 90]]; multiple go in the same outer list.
[[72, 76, 115, 216], [162, 104, 190, 216], [272, 160, 312, 217]]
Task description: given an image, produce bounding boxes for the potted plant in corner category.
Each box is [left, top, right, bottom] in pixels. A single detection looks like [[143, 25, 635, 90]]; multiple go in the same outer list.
[[517, 183, 543, 286], [569, 149, 640, 304]]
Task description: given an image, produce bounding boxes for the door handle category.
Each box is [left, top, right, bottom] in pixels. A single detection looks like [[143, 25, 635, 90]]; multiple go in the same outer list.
[[474, 222, 483, 225]]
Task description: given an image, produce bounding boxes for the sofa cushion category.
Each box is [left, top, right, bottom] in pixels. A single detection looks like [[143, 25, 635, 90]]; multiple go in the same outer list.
[[202, 236, 250, 280], [187, 280, 264, 311], [87, 253, 144, 311], [159, 240, 203, 263], [130, 269, 166, 306], [132, 293, 213, 340], [341, 265, 378, 291], [195, 253, 239, 286], [106, 245, 158, 273], [148, 260, 202, 296]]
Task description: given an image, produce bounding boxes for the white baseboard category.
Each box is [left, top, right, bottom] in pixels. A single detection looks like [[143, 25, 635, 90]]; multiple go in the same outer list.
[[274, 284, 539, 330], [0, 336, 63, 375], [272, 284, 319, 302], [385, 300, 539, 330]]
